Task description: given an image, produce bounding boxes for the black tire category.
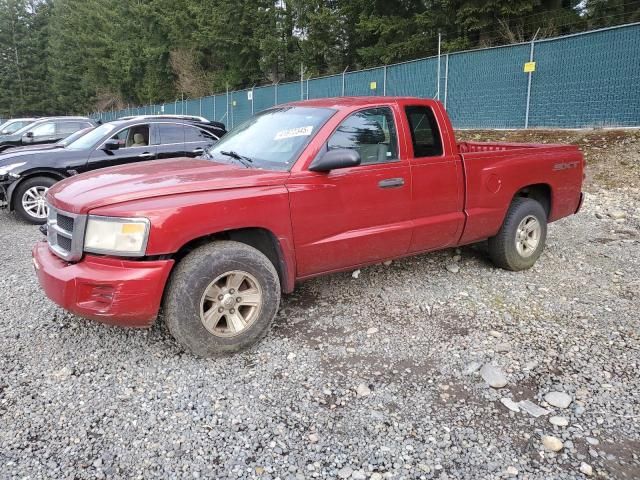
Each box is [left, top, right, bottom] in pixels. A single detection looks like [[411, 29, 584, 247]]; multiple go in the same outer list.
[[164, 240, 281, 357], [488, 197, 547, 271], [13, 176, 58, 224]]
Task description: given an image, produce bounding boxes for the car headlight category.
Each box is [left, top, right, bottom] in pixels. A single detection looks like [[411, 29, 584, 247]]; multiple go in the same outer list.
[[84, 216, 150, 256]]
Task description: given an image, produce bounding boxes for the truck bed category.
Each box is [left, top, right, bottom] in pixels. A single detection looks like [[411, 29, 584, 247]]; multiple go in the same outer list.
[[455, 141, 583, 246]]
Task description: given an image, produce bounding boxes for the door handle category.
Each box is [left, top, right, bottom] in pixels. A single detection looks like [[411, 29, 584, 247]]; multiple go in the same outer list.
[[138, 152, 155, 159], [192, 147, 204, 155], [378, 178, 405, 189]]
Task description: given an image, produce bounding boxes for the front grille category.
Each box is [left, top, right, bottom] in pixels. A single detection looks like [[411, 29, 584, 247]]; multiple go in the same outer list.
[[47, 205, 87, 262], [57, 214, 75, 232], [57, 235, 72, 251]]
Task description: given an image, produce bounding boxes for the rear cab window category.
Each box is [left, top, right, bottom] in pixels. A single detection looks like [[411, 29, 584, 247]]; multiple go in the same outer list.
[[405, 106, 443, 158]]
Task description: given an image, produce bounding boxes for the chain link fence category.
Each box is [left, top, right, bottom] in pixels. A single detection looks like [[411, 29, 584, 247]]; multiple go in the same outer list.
[[92, 22, 640, 130]]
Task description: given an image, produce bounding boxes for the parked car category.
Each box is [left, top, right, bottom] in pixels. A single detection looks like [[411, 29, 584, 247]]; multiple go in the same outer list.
[[0, 118, 38, 136], [33, 97, 584, 357], [1, 126, 95, 154], [0, 116, 226, 223], [0, 117, 97, 153]]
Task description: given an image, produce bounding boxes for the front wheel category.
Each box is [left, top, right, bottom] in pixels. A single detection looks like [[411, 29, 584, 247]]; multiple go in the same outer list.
[[13, 176, 57, 224], [164, 241, 281, 357], [488, 197, 547, 271]]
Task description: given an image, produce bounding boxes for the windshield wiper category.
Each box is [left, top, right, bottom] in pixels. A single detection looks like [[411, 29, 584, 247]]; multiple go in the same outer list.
[[220, 150, 253, 168]]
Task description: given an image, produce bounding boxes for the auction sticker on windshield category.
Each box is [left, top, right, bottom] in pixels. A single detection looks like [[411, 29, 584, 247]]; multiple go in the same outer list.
[[274, 126, 313, 140]]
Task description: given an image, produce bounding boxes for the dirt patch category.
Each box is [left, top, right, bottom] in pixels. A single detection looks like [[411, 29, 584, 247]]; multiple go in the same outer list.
[[440, 314, 471, 337], [599, 437, 640, 479], [320, 353, 434, 382]]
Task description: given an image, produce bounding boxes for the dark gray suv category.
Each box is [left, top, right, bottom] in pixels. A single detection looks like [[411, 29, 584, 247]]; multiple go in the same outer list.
[[0, 117, 97, 153]]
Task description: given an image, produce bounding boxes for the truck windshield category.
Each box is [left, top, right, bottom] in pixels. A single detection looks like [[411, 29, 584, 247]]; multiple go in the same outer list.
[[204, 106, 335, 171]]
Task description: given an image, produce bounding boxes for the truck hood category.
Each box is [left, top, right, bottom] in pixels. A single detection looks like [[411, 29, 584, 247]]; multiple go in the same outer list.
[[48, 158, 291, 214]]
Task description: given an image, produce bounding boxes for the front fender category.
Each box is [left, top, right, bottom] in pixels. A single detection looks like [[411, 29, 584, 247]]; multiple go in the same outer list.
[[88, 186, 297, 292]]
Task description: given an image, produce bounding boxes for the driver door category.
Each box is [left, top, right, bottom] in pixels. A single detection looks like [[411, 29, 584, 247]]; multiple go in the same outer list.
[[287, 106, 413, 277], [87, 124, 157, 170]]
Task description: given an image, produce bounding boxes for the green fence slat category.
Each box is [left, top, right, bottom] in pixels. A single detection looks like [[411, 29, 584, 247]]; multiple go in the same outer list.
[[86, 24, 639, 130]]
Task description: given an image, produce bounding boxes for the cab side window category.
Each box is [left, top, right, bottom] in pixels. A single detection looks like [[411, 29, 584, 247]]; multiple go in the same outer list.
[[405, 106, 443, 157], [110, 125, 150, 148], [327, 107, 398, 165]]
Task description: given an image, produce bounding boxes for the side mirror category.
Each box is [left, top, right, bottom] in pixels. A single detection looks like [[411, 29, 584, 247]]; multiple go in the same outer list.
[[102, 139, 120, 151], [0, 130, 9, 135], [22, 132, 34, 143], [309, 148, 361, 172]]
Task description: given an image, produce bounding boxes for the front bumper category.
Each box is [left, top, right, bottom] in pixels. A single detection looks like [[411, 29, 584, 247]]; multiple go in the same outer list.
[[32, 241, 174, 327]]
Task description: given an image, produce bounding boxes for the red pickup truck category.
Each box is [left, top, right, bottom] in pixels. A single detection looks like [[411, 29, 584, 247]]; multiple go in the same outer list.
[[33, 97, 584, 357]]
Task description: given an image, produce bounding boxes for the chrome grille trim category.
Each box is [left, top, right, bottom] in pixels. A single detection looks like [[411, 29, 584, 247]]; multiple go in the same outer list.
[[47, 205, 87, 262]]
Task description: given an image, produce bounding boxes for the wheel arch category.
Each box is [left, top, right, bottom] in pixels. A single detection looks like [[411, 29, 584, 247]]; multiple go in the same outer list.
[[511, 183, 552, 219], [7, 170, 66, 211], [170, 227, 294, 293]]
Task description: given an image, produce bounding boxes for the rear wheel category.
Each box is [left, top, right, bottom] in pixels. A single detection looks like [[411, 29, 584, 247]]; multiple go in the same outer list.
[[13, 176, 57, 224], [488, 197, 547, 271], [164, 241, 281, 357]]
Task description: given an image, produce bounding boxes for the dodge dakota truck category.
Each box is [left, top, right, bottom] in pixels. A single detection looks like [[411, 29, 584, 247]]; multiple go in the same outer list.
[[33, 97, 584, 357]]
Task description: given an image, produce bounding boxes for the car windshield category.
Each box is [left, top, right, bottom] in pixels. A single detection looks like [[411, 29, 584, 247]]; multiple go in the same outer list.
[[0, 120, 29, 135], [203, 106, 335, 171], [57, 127, 94, 147], [66, 123, 118, 150]]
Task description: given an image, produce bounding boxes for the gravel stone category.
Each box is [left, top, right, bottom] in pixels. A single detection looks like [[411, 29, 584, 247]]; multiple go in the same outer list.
[[580, 462, 594, 476], [445, 263, 459, 273], [480, 364, 508, 388], [549, 416, 569, 427], [544, 391, 573, 409], [356, 383, 371, 397], [519, 400, 551, 418], [337, 466, 353, 479], [542, 435, 564, 452], [500, 398, 521, 412], [463, 361, 482, 375], [608, 210, 626, 219]]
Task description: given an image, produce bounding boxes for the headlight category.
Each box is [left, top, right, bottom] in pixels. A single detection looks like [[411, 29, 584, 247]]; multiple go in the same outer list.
[[0, 162, 26, 176], [84, 216, 150, 256]]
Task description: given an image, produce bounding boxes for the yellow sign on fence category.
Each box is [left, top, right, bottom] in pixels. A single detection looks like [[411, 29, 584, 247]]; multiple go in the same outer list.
[[370, 81, 377, 90], [524, 61, 536, 73]]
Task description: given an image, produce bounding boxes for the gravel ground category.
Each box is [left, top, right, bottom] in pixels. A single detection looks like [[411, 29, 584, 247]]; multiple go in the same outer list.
[[1, 131, 639, 479]]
